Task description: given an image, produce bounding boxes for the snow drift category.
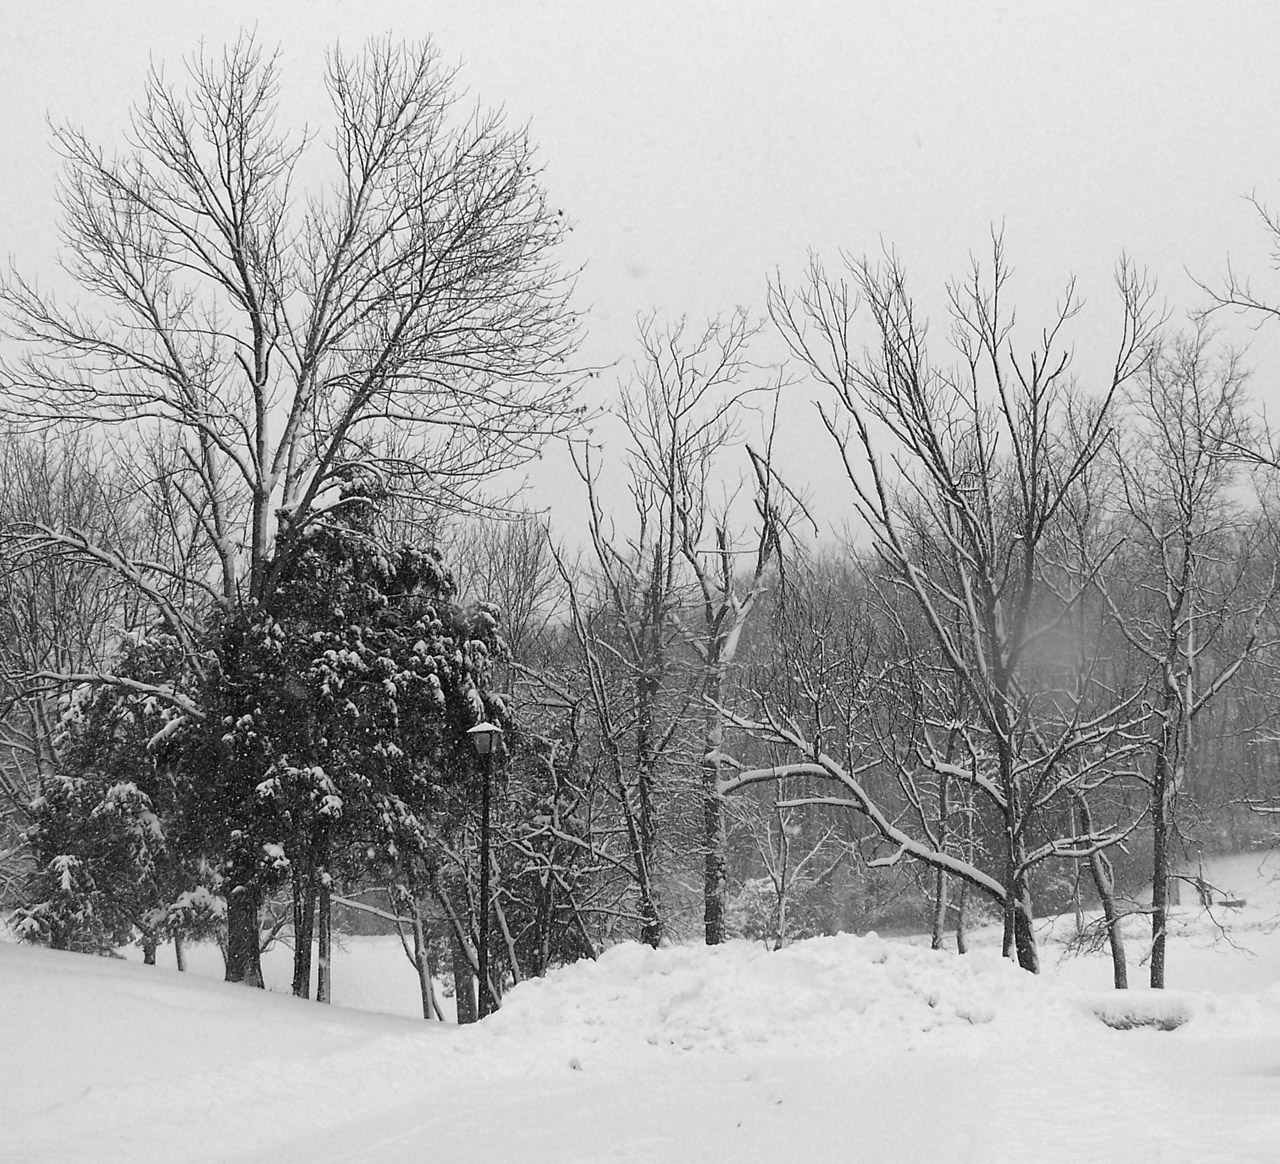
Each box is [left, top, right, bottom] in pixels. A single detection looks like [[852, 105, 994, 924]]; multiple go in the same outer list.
[[6, 922, 1280, 1163]]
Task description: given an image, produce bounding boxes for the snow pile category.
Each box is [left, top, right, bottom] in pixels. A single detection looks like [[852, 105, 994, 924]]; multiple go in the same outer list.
[[1086, 989, 1195, 1030], [9, 851, 1280, 1163], [5, 929, 1280, 1163], [484, 933, 1081, 1059]]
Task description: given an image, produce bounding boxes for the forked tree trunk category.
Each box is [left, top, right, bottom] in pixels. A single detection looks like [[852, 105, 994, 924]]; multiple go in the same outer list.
[[399, 868, 443, 1020], [1093, 852, 1129, 991], [1002, 839, 1039, 972], [1000, 866, 1035, 970], [411, 909, 443, 1021], [1076, 794, 1128, 989]]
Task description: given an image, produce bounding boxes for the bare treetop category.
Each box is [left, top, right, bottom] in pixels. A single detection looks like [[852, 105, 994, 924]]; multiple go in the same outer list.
[[1, 34, 583, 607]]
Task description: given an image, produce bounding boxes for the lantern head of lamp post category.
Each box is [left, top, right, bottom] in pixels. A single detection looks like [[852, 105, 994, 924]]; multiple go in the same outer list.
[[467, 721, 503, 757]]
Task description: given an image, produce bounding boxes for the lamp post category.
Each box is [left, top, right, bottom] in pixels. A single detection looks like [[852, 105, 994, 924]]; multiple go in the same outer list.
[[467, 720, 503, 1017]]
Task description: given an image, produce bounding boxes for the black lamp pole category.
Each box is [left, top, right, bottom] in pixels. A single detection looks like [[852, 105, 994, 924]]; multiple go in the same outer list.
[[468, 722, 502, 1018]]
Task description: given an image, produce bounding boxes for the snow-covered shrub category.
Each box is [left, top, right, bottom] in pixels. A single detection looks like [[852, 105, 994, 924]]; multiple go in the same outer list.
[[728, 874, 831, 946]]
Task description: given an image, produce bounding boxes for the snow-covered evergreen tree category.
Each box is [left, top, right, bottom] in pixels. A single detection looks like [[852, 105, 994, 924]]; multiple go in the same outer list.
[[14, 631, 218, 958], [208, 476, 510, 992]]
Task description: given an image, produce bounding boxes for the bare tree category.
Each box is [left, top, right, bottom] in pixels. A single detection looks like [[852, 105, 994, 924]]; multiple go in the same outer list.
[[1045, 427, 1146, 989], [554, 312, 793, 945], [748, 235, 1159, 971], [0, 432, 141, 899], [553, 452, 688, 948], [616, 312, 798, 943], [0, 36, 581, 983], [449, 513, 566, 666], [1099, 326, 1277, 988]]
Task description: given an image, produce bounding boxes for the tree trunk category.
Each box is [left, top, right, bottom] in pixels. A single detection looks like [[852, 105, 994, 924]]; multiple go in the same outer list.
[[1011, 892, 1038, 972], [1000, 767, 1039, 973], [930, 868, 949, 951], [702, 667, 728, 945], [1150, 799, 1170, 989], [292, 866, 316, 999], [142, 931, 158, 965], [600, 730, 662, 949], [931, 765, 952, 950], [703, 787, 728, 945], [224, 884, 265, 987], [955, 790, 973, 955], [773, 847, 789, 951], [491, 881, 522, 999], [637, 852, 662, 947], [399, 868, 444, 1021], [174, 934, 186, 972], [316, 874, 332, 1004], [635, 637, 664, 949], [535, 875, 555, 977], [1150, 741, 1173, 989], [1077, 794, 1127, 989], [1071, 869, 1086, 937], [411, 909, 442, 1021], [1094, 852, 1129, 991], [1001, 852, 1039, 971], [451, 931, 478, 1024], [1002, 823, 1039, 972]]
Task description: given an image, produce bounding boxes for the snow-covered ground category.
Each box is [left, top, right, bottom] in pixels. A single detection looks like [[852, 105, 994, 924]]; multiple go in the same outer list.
[[5, 854, 1280, 1163]]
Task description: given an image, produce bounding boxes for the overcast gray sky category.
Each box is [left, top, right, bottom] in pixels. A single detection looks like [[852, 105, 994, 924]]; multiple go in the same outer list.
[[5, 2, 1280, 523]]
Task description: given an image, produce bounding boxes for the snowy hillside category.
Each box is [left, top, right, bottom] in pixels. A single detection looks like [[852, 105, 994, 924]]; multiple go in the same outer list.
[[5, 854, 1280, 1162]]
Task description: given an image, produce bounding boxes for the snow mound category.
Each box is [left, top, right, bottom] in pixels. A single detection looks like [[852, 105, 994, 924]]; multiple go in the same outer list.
[[483, 934, 1085, 1058], [1086, 991, 1194, 1030]]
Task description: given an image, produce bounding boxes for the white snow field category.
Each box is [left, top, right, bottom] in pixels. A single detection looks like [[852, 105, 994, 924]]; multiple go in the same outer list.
[[5, 854, 1280, 1163]]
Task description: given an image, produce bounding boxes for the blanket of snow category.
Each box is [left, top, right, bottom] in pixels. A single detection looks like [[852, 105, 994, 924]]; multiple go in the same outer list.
[[5, 854, 1280, 1163]]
